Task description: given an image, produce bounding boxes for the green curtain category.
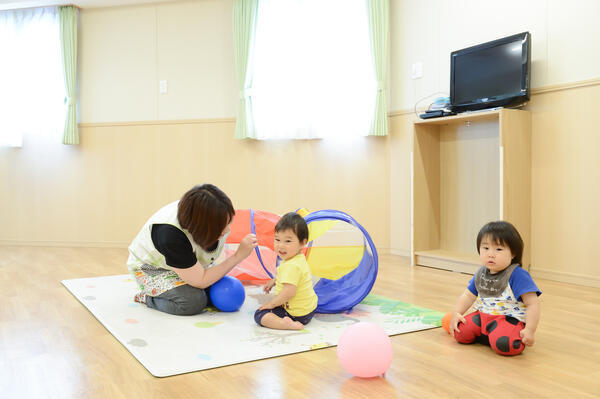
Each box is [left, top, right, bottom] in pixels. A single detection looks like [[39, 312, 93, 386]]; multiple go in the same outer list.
[[58, 6, 79, 145], [366, 0, 389, 136], [232, 0, 259, 139]]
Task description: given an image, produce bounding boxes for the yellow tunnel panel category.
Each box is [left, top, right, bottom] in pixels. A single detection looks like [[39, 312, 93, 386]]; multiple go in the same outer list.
[[305, 245, 365, 280], [307, 220, 339, 243], [296, 208, 310, 218]]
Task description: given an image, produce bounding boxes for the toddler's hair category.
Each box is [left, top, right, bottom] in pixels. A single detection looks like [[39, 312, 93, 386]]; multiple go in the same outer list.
[[275, 212, 309, 243], [178, 184, 235, 250], [476, 221, 524, 266]]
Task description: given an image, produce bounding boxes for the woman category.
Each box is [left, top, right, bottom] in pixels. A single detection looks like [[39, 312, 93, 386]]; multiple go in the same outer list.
[[127, 184, 257, 315]]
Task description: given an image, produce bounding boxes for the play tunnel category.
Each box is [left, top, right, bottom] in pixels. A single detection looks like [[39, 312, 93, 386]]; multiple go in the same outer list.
[[225, 208, 378, 313]]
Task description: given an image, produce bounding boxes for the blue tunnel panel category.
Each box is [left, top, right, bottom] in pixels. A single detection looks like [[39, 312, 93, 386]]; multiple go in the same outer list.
[[314, 250, 377, 313]]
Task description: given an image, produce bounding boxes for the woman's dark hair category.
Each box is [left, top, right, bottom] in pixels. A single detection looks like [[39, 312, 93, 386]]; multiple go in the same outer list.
[[178, 184, 235, 250], [275, 212, 309, 243], [476, 221, 524, 266]]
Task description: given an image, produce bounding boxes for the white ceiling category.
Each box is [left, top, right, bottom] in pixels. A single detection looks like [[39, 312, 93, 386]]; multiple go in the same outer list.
[[0, 0, 183, 11]]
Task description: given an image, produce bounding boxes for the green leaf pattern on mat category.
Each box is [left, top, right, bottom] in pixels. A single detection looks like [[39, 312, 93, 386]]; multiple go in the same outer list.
[[361, 294, 444, 327]]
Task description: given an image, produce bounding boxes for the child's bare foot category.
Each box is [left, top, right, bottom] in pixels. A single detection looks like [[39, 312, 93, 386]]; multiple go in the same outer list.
[[282, 316, 304, 330], [259, 313, 305, 330]]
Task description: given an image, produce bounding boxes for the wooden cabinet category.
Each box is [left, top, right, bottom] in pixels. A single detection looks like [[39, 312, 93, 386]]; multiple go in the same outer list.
[[411, 109, 531, 273]]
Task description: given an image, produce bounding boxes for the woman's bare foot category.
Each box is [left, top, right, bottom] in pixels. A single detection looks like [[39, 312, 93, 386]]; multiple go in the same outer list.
[[282, 316, 304, 330]]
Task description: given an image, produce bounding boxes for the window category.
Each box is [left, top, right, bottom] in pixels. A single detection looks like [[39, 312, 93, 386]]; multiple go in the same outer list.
[[0, 8, 65, 147], [251, 0, 376, 140]]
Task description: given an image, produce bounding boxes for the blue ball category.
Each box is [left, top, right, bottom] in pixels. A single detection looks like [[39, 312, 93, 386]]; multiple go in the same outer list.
[[209, 276, 246, 312]]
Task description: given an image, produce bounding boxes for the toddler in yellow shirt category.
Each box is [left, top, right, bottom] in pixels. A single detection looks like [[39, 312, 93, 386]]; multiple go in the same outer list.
[[254, 212, 318, 330]]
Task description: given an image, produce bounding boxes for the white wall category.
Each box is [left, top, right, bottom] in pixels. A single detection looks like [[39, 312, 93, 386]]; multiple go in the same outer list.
[[79, 0, 236, 123], [389, 0, 600, 111]]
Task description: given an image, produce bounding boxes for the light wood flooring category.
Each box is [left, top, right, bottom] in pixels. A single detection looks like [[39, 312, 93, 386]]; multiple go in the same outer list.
[[1, 246, 599, 398]]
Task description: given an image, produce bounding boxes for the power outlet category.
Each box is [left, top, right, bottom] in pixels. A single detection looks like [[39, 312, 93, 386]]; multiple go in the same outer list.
[[159, 80, 168, 94], [411, 62, 423, 79]]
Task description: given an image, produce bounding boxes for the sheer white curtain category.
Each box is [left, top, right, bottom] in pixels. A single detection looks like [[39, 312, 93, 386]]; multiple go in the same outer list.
[[0, 7, 65, 147], [251, 0, 376, 140]]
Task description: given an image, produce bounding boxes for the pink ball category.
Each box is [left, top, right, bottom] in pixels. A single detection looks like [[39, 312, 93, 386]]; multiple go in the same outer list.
[[337, 322, 393, 378]]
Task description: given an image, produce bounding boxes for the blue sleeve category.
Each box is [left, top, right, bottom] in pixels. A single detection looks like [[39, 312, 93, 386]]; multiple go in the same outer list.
[[509, 267, 541, 301], [467, 275, 478, 296]]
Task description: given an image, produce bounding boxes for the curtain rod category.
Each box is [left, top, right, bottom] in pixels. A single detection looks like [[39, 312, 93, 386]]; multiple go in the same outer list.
[[0, 3, 81, 12]]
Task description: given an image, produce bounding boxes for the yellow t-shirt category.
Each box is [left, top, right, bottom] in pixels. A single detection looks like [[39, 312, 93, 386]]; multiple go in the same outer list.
[[274, 253, 318, 317]]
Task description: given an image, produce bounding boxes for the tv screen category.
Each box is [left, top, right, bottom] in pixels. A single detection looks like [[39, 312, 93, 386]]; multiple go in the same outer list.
[[450, 32, 531, 113]]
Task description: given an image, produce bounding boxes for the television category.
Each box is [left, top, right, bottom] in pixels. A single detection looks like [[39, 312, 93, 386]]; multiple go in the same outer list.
[[450, 31, 531, 113]]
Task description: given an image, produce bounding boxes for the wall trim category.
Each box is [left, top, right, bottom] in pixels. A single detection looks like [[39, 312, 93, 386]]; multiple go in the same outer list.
[[79, 117, 236, 128], [0, 240, 129, 248], [531, 77, 600, 95], [530, 267, 600, 288], [388, 77, 600, 118], [388, 109, 418, 118]]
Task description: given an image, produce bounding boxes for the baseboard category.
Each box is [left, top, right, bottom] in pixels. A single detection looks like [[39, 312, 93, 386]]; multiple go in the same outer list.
[[389, 248, 410, 257], [530, 267, 600, 288], [0, 240, 129, 248]]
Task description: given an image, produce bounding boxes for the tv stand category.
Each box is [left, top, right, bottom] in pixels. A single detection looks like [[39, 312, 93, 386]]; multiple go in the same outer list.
[[411, 108, 531, 273]]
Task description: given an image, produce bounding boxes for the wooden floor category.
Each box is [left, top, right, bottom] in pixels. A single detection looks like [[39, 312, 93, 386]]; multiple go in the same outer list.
[[1, 246, 599, 398]]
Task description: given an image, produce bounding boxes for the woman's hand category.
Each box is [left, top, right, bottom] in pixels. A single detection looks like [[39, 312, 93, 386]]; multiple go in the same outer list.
[[263, 279, 275, 293], [175, 234, 257, 289], [449, 312, 466, 336], [235, 233, 257, 260]]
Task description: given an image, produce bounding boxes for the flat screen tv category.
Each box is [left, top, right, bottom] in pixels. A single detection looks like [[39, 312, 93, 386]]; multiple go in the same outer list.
[[450, 31, 531, 113]]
